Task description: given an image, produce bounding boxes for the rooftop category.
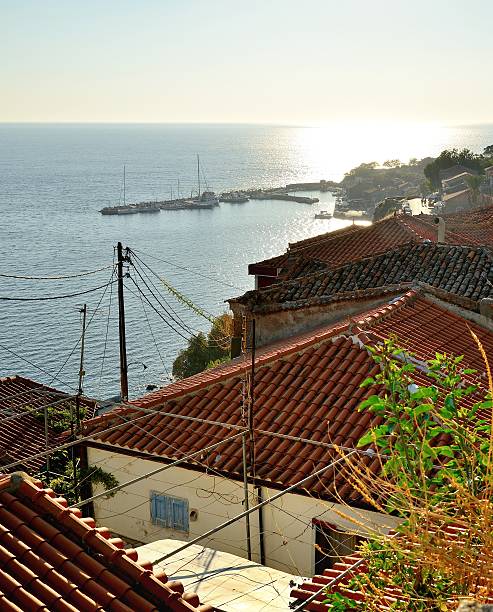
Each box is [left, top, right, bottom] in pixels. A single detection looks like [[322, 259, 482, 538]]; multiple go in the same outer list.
[[138, 539, 299, 611], [443, 188, 471, 202], [81, 291, 493, 506], [0, 471, 212, 611], [0, 375, 98, 472], [290, 525, 493, 611], [249, 207, 493, 284], [235, 243, 493, 314]]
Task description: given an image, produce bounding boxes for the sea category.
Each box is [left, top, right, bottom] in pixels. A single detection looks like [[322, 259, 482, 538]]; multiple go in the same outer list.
[[1, 122, 493, 399]]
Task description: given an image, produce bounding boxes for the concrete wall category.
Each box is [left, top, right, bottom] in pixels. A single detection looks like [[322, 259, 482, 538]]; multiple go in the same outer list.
[[88, 447, 399, 576], [252, 295, 395, 347]]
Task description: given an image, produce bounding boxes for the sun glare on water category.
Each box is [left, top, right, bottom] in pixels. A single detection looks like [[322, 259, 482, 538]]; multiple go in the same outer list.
[[291, 121, 454, 181]]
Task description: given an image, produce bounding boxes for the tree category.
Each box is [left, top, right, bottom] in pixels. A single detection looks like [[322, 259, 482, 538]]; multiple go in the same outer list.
[[172, 313, 233, 379], [383, 159, 401, 168], [33, 403, 118, 504], [424, 148, 483, 189], [324, 337, 493, 610], [345, 162, 379, 177], [465, 174, 483, 207], [484, 144, 493, 157]]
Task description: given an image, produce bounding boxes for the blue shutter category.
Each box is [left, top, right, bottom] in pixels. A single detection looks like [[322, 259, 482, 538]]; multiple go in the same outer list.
[[150, 493, 189, 532], [172, 498, 189, 532]]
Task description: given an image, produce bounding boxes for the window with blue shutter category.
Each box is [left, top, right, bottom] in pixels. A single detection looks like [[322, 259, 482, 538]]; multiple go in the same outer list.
[[150, 492, 189, 532]]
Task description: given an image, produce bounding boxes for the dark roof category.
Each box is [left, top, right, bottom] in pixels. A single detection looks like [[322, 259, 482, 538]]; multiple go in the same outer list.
[[0, 376, 97, 472], [248, 207, 493, 282], [234, 244, 493, 314], [0, 472, 213, 611], [81, 291, 493, 506]]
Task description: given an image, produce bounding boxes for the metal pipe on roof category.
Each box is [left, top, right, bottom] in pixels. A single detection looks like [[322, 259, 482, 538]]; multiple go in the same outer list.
[[242, 432, 252, 561]]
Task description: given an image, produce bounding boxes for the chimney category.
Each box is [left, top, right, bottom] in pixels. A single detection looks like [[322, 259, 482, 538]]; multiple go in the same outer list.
[[480, 298, 493, 319], [434, 216, 445, 243]]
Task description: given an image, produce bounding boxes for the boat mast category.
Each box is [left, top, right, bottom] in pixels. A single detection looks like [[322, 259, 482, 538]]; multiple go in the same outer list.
[[123, 165, 126, 206], [197, 154, 201, 198]]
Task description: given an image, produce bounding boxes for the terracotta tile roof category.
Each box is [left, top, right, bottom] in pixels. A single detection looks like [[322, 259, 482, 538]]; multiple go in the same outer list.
[[249, 216, 431, 277], [81, 291, 493, 505], [249, 207, 493, 283], [0, 471, 213, 611], [290, 527, 493, 610], [0, 376, 97, 472], [234, 243, 493, 314]]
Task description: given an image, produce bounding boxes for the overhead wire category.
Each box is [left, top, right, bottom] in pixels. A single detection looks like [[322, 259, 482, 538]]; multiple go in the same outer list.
[[97, 255, 116, 397], [128, 260, 196, 337], [0, 278, 118, 301], [134, 278, 172, 381], [0, 263, 115, 280], [130, 247, 241, 291], [49, 266, 117, 387], [129, 253, 202, 333], [0, 343, 75, 391], [126, 277, 191, 342], [130, 250, 218, 324]]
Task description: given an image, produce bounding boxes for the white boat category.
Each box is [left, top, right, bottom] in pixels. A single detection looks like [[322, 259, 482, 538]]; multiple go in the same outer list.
[[100, 165, 139, 215], [220, 192, 249, 203], [314, 210, 333, 219], [185, 155, 219, 207]]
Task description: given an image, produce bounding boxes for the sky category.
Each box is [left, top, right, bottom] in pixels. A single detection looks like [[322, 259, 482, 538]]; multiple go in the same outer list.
[[1, 0, 492, 125]]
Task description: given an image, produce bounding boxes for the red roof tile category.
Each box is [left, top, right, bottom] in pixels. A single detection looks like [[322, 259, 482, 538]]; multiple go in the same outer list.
[[0, 376, 97, 472], [249, 207, 493, 283], [290, 528, 493, 610], [0, 472, 213, 611], [81, 291, 493, 505]]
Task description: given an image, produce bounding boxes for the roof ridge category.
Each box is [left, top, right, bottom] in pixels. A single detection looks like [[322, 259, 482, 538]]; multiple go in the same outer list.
[[349, 289, 420, 331]]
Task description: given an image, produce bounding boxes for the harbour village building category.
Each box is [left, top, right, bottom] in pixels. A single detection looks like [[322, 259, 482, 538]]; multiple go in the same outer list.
[[79, 212, 493, 577]]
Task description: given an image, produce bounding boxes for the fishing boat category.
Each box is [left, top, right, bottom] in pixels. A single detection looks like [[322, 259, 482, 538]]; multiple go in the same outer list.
[[314, 210, 333, 219]]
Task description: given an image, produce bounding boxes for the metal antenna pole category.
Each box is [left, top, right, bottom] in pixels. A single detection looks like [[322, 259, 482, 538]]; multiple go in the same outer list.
[[117, 242, 129, 401], [242, 432, 252, 560]]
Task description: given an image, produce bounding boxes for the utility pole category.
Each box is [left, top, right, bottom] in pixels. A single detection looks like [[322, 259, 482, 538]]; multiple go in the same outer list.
[[76, 304, 87, 432], [72, 303, 87, 501], [117, 242, 129, 401]]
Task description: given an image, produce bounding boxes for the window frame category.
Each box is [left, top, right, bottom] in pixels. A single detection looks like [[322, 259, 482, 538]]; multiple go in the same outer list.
[[150, 491, 190, 533]]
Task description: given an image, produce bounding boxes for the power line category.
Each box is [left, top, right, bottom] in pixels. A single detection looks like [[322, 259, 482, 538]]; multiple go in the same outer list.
[[130, 254, 202, 333], [74, 431, 245, 508], [48, 267, 117, 387], [0, 278, 118, 301], [0, 343, 75, 391], [129, 260, 196, 337], [131, 247, 241, 290], [151, 451, 357, 565], [127, 277, 191, 341], [0, 263, 115, 280]]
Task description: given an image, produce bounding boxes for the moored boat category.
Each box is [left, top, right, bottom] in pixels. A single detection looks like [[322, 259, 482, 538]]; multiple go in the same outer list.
[[314, 210, 333, 219]]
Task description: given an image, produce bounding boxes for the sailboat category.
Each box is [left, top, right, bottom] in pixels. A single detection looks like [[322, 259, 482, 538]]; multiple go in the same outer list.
[[100, 166, 138, 215], [184, 155, 220, 208]]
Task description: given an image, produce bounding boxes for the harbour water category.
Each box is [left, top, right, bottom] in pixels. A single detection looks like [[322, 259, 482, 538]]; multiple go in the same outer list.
[[1, 123, 493, 398]]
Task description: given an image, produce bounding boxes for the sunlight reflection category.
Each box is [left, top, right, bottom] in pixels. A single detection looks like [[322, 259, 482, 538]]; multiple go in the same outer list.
[[291, 122, 458, 181]]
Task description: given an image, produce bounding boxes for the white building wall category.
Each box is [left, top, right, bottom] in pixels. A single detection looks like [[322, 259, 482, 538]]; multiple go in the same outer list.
[[88, 447, 399, 576]]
